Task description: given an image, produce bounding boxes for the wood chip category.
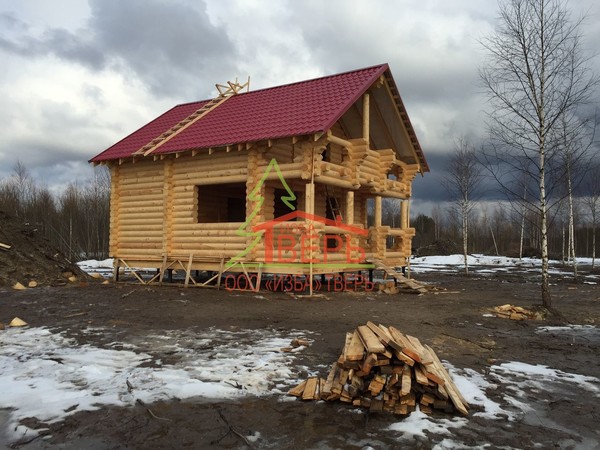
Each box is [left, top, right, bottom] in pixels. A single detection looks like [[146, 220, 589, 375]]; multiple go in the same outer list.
[[9, 317, 28, 327]]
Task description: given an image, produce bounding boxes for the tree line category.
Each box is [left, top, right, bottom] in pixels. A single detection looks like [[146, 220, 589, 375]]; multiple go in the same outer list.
[[0, 162, 110, 261]]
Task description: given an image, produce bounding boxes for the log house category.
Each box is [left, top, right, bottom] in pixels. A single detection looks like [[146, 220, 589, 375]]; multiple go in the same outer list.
[[90, 64, 429, 287]]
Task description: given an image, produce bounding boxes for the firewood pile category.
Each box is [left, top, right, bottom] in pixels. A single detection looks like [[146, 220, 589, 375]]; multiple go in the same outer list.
[[288, 322, 469, 416], [494, 304, 544, 320]]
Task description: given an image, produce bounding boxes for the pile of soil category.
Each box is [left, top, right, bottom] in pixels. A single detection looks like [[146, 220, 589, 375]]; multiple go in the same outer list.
[[0, 210, 86, 287]]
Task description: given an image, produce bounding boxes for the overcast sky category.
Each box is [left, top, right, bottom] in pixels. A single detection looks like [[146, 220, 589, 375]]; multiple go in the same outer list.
[[1, 0, 599, 214]]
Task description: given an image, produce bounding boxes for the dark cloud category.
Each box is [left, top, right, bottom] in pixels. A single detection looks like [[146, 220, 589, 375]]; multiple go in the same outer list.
[[43, 28, 106, 70], [0, 0, 236, 98], [86, 0, 237, 97], [0, 11, 27, 31], [0, 18, 105, 70], [411, 149, 506, 207], [286, 2, 486, 107]]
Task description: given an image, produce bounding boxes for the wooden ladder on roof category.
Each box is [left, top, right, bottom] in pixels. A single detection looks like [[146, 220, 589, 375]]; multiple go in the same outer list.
[[135, 77, 250, 157], [371, 259, 428, 294]]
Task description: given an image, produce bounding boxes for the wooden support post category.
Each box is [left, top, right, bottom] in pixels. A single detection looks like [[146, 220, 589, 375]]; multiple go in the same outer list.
[[217, 257, 225, 289], [159, 254, 168, 285], [306, 179, 315, 296], [374, 196, 382, 227], [184, 253, 194, 287], [113, 259, 120, 282], [346, 191, 354, 225], [401, 200, 410, 229], [363, 93, 370, 146], [305, 182, 315, 216], [255, 264, 263, 292]]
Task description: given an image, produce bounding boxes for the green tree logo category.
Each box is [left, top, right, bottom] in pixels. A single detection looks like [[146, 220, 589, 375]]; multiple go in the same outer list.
[[226, 158, 295, 268]]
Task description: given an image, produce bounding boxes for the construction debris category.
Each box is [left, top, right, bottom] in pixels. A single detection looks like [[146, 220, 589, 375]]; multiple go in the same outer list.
[[288, 321, 469, 417], [281, 338, 311, 353], [494, 304, 544, 320], [9, 317, 28, 327], [0, 242, 10, 251], [372, 259, 428, 294], [12, 282, 26, 290]]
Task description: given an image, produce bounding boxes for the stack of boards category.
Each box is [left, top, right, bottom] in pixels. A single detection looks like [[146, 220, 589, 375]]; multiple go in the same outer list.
[[288, 322, 469, 416]]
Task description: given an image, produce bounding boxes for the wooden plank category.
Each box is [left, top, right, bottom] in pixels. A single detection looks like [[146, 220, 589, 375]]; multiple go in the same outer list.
[[420, 364, 445, 386], [288, 379, 307, 397], [357, 325, 386, 353], [388, 326, 421, 362], [318, 378, 325, 400], [322, 362, 338, 397], [361, 353, 378, 374], [345, 330, 366, 361], [376, 324, 404, 353], [405, 335, 433, 365], [400, 364, 412, 396], [365, 321, 395, 347], [414, 364, 429, 385], [424, 344, 469, 416], [438, 383, 449, 400], [420, 393, 435, 405], [400, 392, 416, 406], [393, 349, 415, 366], [302, 377, 319, 401]]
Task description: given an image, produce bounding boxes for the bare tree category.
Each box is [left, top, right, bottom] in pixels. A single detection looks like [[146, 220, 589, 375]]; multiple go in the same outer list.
[[443, 137, 483, 275], [480, 0, 597, 308], [431, 204, 444, 241], [583, 164, 600, 269], [555, 108, 597, 279]]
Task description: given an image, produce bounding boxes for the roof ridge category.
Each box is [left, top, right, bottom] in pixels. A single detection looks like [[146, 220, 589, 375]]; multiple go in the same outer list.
[[177, 63, 389, 107]]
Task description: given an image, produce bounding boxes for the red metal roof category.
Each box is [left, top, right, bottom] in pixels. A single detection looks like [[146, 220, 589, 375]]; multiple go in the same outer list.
[[91, 64, 423, 165]]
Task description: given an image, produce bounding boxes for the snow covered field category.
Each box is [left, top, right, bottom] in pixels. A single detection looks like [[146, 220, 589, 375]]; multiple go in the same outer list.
[[1, 325, 598, 448], [407, 254, 600, 287]]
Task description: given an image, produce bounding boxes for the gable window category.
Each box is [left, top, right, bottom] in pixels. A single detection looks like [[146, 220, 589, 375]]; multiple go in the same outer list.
[[196, 183, 246, 223]]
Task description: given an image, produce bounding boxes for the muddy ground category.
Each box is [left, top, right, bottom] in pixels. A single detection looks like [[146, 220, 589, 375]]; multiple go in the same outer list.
[[0, 268, 599, 449]]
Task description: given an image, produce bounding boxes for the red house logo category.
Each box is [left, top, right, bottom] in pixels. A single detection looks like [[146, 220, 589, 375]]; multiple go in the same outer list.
[[253, 210, 368, 266]]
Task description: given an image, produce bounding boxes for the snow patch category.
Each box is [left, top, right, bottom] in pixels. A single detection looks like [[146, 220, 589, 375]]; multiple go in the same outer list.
[[388, 408, 468, 438], [0, 326, 309, 440]]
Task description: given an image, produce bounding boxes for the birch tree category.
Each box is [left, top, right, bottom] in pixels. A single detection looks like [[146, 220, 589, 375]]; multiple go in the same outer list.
[[443, 137, 482, 275], [480, 0, 597, 308], [583, 165, 600, 269]]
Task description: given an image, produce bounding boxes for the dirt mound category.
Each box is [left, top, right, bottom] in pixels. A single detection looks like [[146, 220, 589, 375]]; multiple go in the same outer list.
[[415, 239, 461, 257], [0, 210, 87, 287]]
